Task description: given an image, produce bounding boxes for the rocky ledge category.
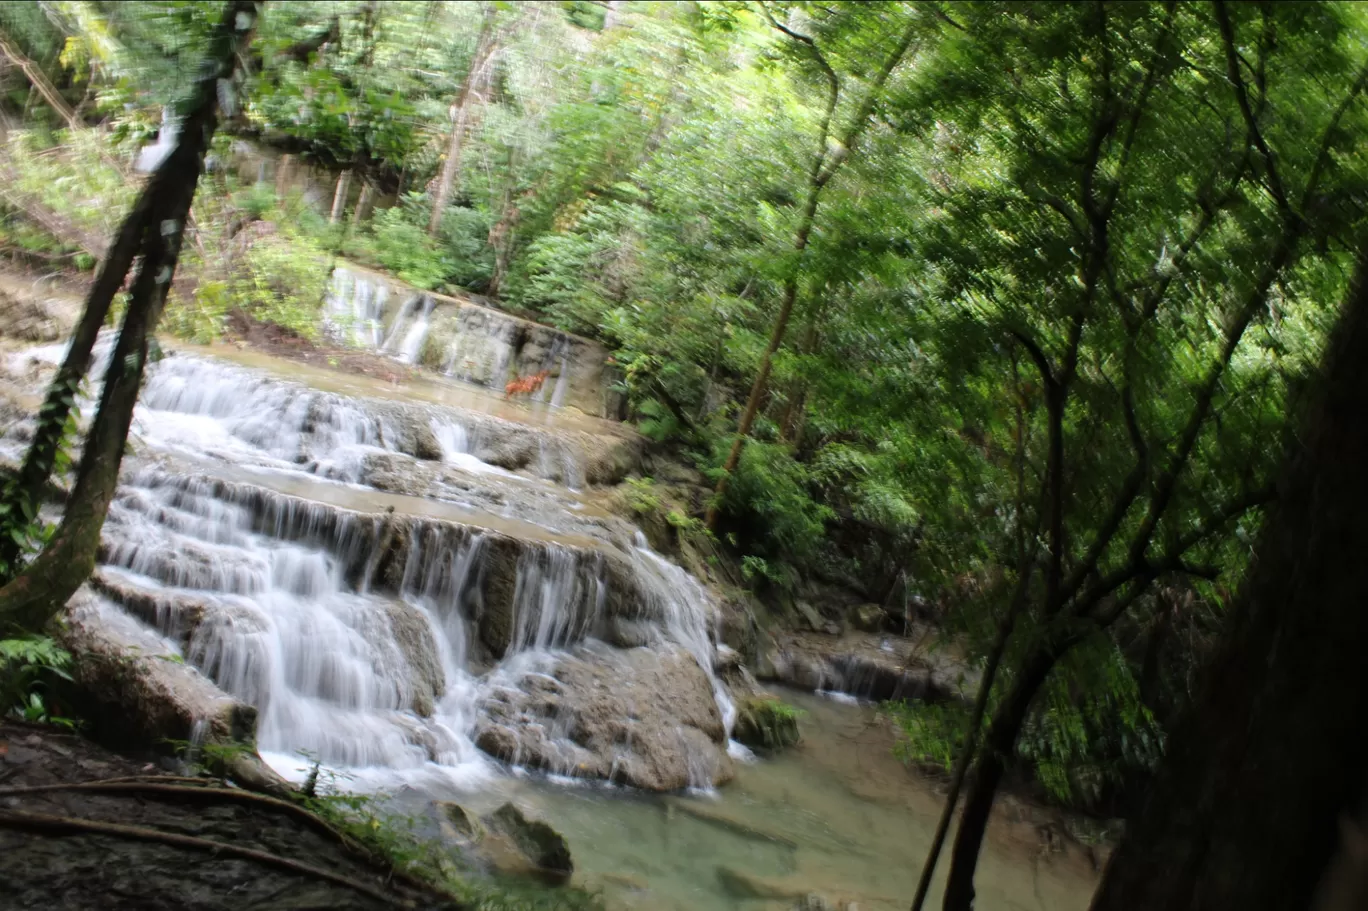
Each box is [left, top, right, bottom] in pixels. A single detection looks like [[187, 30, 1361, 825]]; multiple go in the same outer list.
[[475, 642, 733, 791]]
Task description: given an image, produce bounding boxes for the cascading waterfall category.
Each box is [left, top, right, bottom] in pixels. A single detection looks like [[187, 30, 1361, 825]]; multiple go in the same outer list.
[[4, 333, 735, 791], [324, 267, 388, 348]]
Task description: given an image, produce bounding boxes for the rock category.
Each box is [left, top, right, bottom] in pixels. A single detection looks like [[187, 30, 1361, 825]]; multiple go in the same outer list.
[[714, 643, 742, 673], [795, 895, 836, 911], [0, 289, 67, 342], [475, 643, 733, 790], [851, 603, 887, 633], [794, 599, 824, 632], [605, 615, 658, 649], [437, 802, 485, 841], [487, 803, 574, 884], [437, 801, 573, 886], [384, 600, 445, 716], [664, 796, 798, 847], [58, 588, 289, 795], [717, 866, 811, 901], [732, 696, 801, 752]]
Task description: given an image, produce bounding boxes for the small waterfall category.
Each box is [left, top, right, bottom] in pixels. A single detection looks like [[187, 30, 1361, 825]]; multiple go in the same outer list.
[[380, 293, 423, 357], [324, 267, 387, 348], [396, 297, 435, 365], [509, 546, 604, 653], [549, 357, 571, 409]]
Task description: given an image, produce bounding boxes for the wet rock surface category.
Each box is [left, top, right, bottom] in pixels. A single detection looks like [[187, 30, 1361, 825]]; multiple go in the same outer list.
[[475, 643, 733, 791], [757, 629, 977, 705]]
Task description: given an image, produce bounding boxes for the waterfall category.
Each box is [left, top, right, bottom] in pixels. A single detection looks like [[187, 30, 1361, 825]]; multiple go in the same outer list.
[[4, 310, 730, 793]]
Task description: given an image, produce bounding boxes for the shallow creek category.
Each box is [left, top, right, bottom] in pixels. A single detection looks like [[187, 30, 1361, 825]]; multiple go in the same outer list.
[[339, 687, 1099, 911], [2, 325, 1097, 909]]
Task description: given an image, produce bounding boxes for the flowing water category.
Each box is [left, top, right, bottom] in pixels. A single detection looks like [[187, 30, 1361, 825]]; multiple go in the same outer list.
[[1, 318, 1096, 909]]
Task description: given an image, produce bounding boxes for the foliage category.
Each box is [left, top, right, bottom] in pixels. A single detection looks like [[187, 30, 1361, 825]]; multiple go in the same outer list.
[[0, 635, 75, 727]]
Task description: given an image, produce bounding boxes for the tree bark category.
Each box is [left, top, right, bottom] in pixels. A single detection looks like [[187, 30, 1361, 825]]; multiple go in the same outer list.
[[909, 570, 1034, 911], [0, 188, 154, 579], [705, 13, 919, 530], [0, 0, 260, 635], [1089, 250, 1368, 910], [328, 169, 352, 224], [941, 646, 1058, 911], [428, 4, 497, 237], [349, 181, 374, 229]]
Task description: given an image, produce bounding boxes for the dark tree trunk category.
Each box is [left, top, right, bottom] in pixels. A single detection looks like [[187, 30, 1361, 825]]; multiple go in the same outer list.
[[1089, 250, 1368, 910], [0, 0, 260, 635], [942, 646, 1057, 911], [0, 191, 153, 579]]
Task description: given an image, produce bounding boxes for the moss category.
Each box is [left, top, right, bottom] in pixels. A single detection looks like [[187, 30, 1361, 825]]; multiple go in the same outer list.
[[733, 696, 802, 752]]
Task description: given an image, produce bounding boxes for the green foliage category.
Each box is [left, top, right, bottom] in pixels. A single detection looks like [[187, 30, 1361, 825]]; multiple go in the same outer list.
[[621, 477, 661, 515], [0, 635, 75, 727]]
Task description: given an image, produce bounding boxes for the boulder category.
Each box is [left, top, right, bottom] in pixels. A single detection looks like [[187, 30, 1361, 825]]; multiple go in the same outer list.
[[732, 695, 801, 753], [475, 643, 733, 791], [0, 288, 68, 342], [850, 603, 888, 634], [59, 588, 289, 795], [794, 599, 825, 632], [487, 803, 574, 884], [438, 801, 573, 886]]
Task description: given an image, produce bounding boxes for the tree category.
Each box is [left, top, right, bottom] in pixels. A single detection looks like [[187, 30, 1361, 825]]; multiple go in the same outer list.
[[885, 3, 1368, 907], [0, 0, 260, 634], [1087, 240, 1368, 910], [428, 2, 499, 237], [704, 0, 921, 530]]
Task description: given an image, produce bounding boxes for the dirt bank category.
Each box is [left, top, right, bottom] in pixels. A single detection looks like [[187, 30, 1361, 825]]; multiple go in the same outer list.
[[0, 720, 462, 911]]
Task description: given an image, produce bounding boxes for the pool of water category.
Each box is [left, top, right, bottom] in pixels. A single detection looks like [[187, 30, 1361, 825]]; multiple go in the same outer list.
[[414, 687, 1099, 910]]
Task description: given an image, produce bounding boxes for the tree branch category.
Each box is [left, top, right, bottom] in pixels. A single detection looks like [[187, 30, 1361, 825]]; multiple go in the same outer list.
[[1213, 0, 1290, 217]]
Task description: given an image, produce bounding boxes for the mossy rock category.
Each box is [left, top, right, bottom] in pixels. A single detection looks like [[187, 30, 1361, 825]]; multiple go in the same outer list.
[[487, 802, 574, 885], [733, 696, 801, 752]]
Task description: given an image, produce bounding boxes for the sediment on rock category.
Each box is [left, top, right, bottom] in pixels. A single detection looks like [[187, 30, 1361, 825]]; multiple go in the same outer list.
[[475, 643, 733, 791]]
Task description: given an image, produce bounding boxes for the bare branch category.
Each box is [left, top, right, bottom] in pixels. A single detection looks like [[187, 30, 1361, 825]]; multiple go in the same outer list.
[[1102, 1, 1179, 217], [1010, 328, 1057, 392], [1213, 0, 1291, 217]]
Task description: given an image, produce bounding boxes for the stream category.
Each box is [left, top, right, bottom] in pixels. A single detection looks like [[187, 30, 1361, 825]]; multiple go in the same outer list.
[[0, 267, 1098, 910]]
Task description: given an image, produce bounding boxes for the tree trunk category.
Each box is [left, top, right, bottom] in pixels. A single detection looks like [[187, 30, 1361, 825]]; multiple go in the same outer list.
[[428, 4, 497, 237], [0, 0, 260, 635], [909, 572, 1034, 911], [349, 181, 374, 229], [942, 646, 1057, 911], [0, 190, 153, 579], [704, 205, 814, 529], [274, 154, 295, 200], [1089, 251, 1368, 910], [328, 169, 352, 224]]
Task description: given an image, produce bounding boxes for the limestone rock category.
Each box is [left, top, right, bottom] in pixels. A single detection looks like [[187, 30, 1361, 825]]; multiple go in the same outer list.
[[437, 801, 572, 885], [794, 599, 824, 632], [384, 600, 445, 716], [475, 643, 733, 791], [0, 289, 67, 342], [850, 603, 888, 633], [732, 695, 801, 752], [487, 803, 574, 884]]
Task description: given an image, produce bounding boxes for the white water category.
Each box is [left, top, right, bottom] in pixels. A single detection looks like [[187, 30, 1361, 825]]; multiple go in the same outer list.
[[5, 339, 734, 792]]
